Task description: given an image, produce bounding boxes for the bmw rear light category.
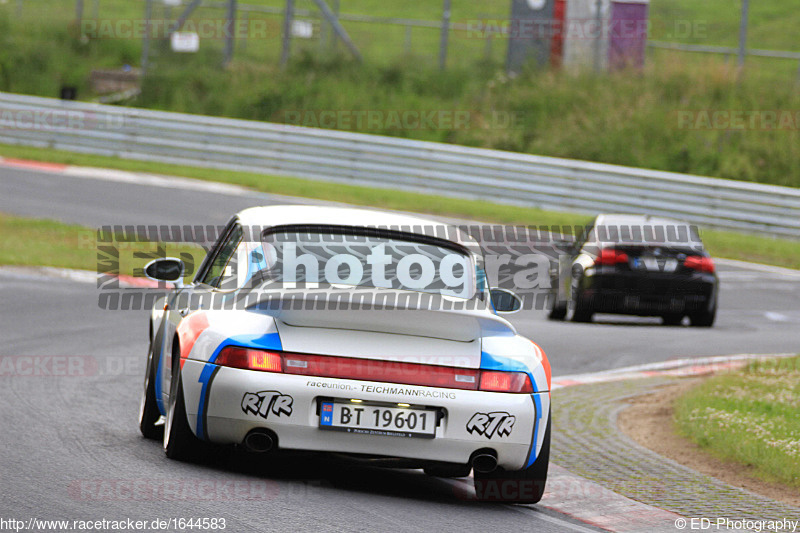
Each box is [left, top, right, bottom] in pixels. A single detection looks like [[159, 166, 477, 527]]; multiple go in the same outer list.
[[214, 347, 533, 393], [479, 371, 534, 393], [215, 346, 282, 373], [595, 248, 629, 265], [684, 255, 715, 273]]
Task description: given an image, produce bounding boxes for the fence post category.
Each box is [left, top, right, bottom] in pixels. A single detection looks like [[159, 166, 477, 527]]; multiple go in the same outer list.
[[593, 0, 603, 73], [280, 0, 294, 67], [330, 0, 339, 48], [240, 11, 248, 54], [439, 0, 451, 70], [75, 0, 83, 23], [737, 0, 749, 67], [404, 25, 412, 56], [222, 0, 237, 67], [141, 0, 153, 73]]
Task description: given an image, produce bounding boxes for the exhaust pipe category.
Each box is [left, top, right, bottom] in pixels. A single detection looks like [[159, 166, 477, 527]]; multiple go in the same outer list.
[[471, 452, 498, 473], [243, 429, 275, 453]]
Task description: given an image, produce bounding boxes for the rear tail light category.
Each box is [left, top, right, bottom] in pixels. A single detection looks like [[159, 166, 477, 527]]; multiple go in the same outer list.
[[479, 371, 534, 393], [684, 255, 715, 273], [214, 347, 533, 393], [215, 346, 282, 373], [277, 353, 481, 390], [595, 248, 629, 265]]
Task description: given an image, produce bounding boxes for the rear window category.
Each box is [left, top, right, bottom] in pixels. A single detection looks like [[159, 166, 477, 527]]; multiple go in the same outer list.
[[587, 223, 704, 252], [257, 226, 474, 299]]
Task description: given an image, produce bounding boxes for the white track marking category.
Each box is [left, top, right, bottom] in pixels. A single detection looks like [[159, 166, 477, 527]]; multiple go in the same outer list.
[[715, 258, 800, 278], [552, 352, 798, 389], [764, 312, 790, 322]]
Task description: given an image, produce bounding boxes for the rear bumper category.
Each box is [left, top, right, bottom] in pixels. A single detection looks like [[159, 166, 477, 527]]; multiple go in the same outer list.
[[578, 271, 717, 315], [180, 360, 550, 471]]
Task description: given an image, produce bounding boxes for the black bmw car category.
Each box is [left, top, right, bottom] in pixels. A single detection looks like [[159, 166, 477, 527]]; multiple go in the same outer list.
[[549, 214, 718, 327]]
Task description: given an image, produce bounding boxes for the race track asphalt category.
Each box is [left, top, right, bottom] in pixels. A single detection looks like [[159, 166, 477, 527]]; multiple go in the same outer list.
[[1, 163, 798, 532]]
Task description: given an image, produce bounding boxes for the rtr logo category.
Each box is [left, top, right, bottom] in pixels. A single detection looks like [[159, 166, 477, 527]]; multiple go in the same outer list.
[[241, 391, 293, 419], [466, 412, 515, 438]]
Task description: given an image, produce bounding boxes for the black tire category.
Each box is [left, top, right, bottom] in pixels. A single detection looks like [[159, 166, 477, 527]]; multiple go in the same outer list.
[[662, 314, 683, 326], [164, 342, 207, 461], [571, 308, 593, 323], [569, 282, 593, 323], [164, 372, 203, 460], [548, 298, 567, 321], [474, 414, 550, 504], [138, 327, 163, 440], [690, 305, 716, 328]]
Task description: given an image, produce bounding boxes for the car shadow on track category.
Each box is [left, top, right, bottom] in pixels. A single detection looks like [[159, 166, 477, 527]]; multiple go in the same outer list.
[[176, 447, 482, 506]]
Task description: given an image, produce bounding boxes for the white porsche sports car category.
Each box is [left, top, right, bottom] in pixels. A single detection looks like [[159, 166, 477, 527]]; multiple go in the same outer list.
[[138, 206, 552, 503]]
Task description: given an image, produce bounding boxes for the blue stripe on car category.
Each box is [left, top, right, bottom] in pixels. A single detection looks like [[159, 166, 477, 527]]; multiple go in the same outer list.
[[195, 332, 283, 440], [480, 350, 542, 468], [527, 393, 543, 467], [479, 350, 538, 393]]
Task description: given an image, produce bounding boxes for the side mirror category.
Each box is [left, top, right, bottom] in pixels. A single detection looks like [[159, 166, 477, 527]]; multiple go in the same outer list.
[[144, 258, 185, 286], [490, 288, 522, 314]]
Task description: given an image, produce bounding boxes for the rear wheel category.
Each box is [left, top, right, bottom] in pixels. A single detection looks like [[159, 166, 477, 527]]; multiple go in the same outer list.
[[474, 415, 550, 504], [138, 328, 163, 440], [690, 305, 716, 327], [164, 343, 207, 461], [569, 282, 593, 323], [548, 297, 567, 321]]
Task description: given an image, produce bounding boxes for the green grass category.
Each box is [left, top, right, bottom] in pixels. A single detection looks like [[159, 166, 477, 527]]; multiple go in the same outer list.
[[0, 213, 205, 282], [2, 2, 800, 188], [674, 356, 800, 488], [2, 142, 800, 270], [649, 0, 800, 50]]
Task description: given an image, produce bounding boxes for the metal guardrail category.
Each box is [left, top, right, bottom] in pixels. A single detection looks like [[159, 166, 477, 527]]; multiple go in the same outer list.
[[648, 40, 800, 61], [1, 91, 799, 239]]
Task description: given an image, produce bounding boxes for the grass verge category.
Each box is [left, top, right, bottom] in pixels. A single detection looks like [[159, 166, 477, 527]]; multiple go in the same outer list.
[[674, 356, 800, 489], [2, 142, 800, 270], [0, 213, 204, 282]]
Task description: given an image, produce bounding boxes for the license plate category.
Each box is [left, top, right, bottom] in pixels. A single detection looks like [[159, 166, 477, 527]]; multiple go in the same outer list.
[[319, 400, 437, 439], [634, 256, 678, 273]]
